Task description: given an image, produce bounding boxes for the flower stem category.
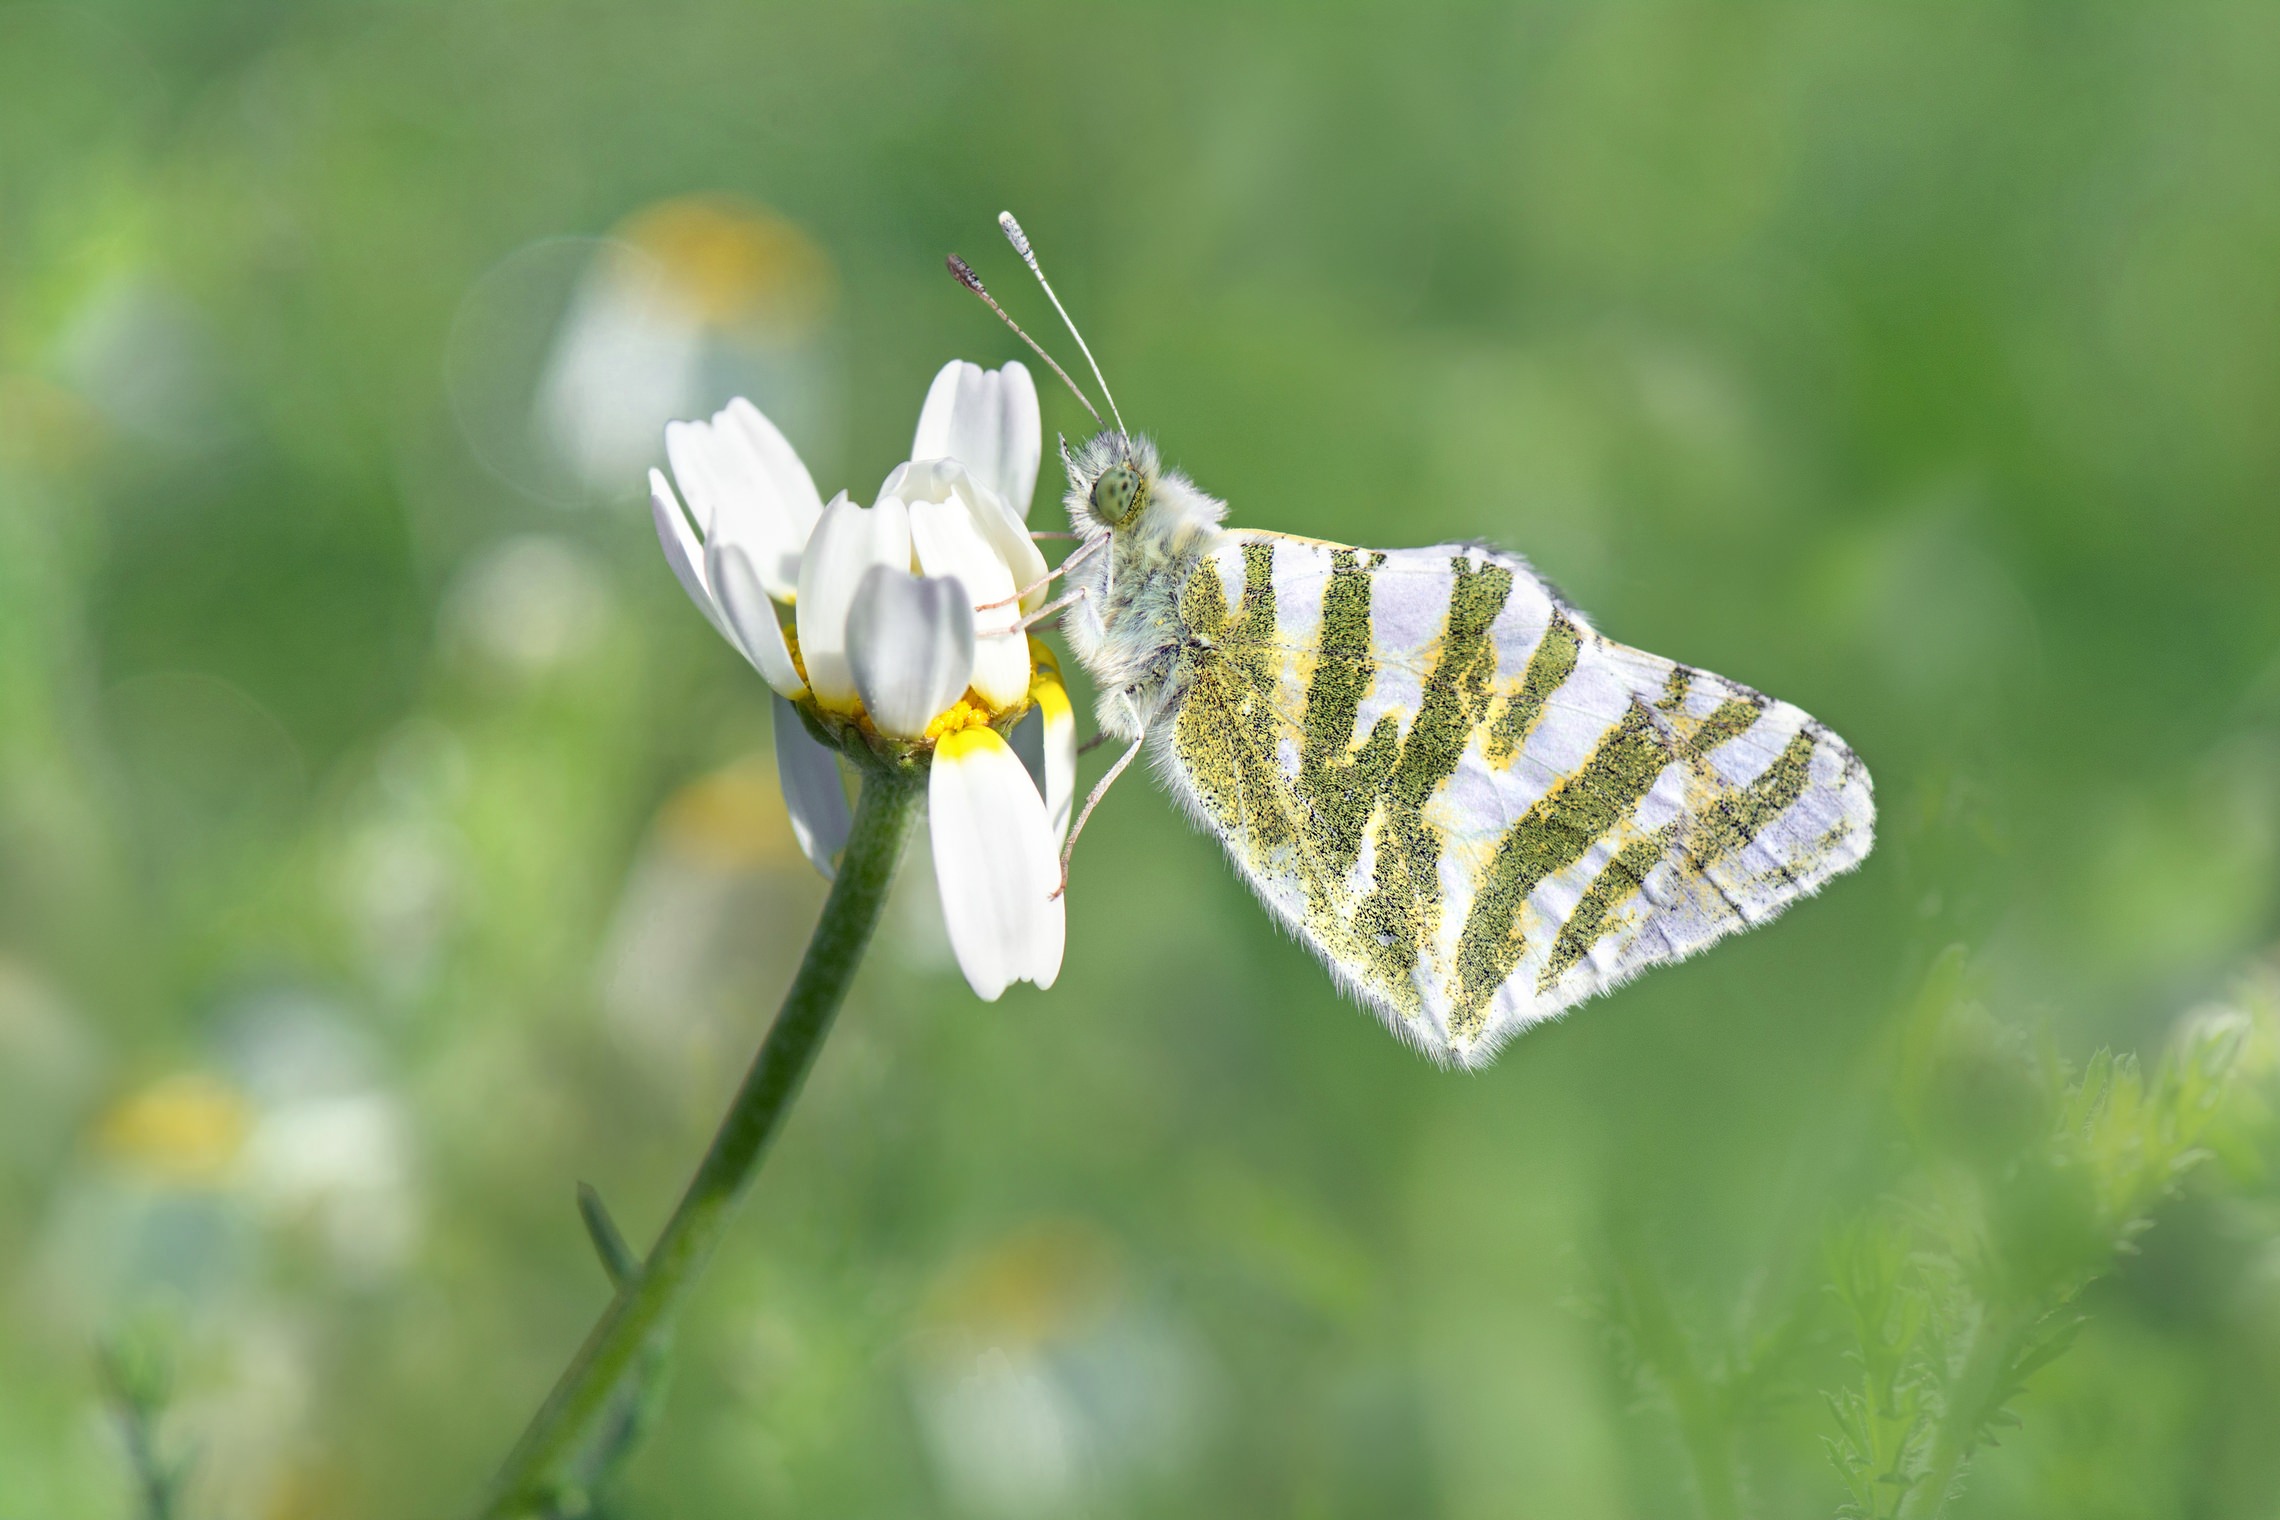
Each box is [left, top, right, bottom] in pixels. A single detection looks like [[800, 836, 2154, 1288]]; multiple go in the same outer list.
[[475, 768, 925, 1517], [1893, 1304, 2022, 1520]]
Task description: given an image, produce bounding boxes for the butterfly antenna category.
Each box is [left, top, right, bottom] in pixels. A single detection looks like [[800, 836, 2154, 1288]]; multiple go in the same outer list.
[[946, 255, 1103, 427], [999, 211, 1126, 438]]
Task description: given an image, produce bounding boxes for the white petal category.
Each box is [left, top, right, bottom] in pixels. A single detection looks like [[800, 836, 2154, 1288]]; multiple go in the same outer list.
[[774, 694, 850, 880], [911, 360, 1042, 517], [1008, 669, 1077, 847], [705, 538, 803, 697], [887, 458, 1054, 618], [928, 727, 1064, 999], [795, 493, 912, 711], [661, 420, 729, 535], [960, 470, 1053, 614], [846, 567, 976, 739], [714, 398, 825, 596], [875, 455, 952, 513], [910, 362, 966, 465], [649, 469, 732, 643], [666, 398, 822, 600], [908, 499, 1030, 709]]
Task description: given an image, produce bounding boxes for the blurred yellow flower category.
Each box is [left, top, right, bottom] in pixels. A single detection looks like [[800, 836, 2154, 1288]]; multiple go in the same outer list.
[[617, 195, 837, 336], [95, 1071, 251, 1187], [658, 757, 808, 873]]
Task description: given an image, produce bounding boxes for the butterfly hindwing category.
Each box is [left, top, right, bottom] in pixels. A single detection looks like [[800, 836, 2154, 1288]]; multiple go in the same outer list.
[[1152, 531, 1874, 1067]]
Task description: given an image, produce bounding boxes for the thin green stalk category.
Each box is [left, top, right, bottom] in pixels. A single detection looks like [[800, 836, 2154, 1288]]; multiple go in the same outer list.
[[1894, 1304, 2022, 1520], [1608, 1248, 1749, 1520], [99, 1340, 182, 1520], [476, 768, 925, 1517], [1674, 1394, 1746, 1520]]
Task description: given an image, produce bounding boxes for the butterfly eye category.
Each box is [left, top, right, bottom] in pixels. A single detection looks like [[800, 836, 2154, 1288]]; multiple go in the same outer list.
[[1092, 463, 1145, 525]]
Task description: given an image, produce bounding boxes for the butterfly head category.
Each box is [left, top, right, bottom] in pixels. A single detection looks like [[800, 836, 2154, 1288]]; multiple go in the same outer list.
[[1062, 429, 1164, 537], [1091, 458, 1145, 526], [947, 214, 1222, 540]]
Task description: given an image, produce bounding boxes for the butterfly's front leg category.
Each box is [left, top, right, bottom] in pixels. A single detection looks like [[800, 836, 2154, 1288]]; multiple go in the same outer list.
[[1052, 685, 1154, 901]]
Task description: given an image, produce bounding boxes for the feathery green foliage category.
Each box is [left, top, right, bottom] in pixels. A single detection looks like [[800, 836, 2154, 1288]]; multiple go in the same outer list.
[[1603, 951, 2272, 1520]]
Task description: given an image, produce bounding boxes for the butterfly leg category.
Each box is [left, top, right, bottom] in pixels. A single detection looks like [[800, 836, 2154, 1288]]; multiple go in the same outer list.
[[1016, 585, 1088, 632], [1051, 730, 1145, 901], [975, 532, 1106, 611]]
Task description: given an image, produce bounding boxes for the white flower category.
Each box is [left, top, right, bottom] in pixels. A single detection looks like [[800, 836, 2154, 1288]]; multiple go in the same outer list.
[[648, 360, 1071, 1000]]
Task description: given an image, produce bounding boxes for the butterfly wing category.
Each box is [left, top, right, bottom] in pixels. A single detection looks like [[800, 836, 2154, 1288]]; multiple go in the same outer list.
[[1151, 531, 1874, 1067]]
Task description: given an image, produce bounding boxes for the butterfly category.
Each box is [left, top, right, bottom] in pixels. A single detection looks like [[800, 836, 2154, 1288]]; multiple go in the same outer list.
[[961, 216, 1874, 1068]]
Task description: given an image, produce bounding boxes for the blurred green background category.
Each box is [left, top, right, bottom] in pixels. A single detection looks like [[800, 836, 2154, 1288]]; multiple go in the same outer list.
[[5, 2, 2280, 1516]]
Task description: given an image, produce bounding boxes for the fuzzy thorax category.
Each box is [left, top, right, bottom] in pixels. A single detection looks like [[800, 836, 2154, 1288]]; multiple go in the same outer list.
[[1057, 430, 1230, 740]]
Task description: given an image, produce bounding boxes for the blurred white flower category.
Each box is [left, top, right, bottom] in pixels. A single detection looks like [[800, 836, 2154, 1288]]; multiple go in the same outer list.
[[336, 720, 470, 1002], [648, 360, 1073, 1000], [540, 244, 705, 488], [533, 196, 838, 494], [442, 534, 614, 677], [927, 1346, 1083, 1518], [31, 998, 421, 1355], [241, 1091, 415, 1276], [54, 275, 238, 452], [228, 999, 420, 1281], [907, 1221, 1215, 1518]]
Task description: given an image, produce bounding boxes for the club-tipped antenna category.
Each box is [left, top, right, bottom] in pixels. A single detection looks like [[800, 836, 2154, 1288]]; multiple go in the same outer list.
[[946, 254, 1102, 427], [999, 211, 1125, 437]]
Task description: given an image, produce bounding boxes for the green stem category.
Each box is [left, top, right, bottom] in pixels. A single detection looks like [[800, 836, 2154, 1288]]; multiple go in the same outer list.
[[476, 768, 925, 1517], [1610, 1248, 1747, 1520], [1675, 1398, 1746, 1520], [1894, 1305, 2020, 1520]]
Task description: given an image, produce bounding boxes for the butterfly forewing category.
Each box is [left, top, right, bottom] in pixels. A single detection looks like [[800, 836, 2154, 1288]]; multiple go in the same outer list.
[[1153, 531, 1873, 1067]]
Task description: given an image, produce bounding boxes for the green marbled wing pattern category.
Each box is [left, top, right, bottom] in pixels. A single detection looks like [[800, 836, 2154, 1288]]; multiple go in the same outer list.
[[1154, 532, 1874, 1067]]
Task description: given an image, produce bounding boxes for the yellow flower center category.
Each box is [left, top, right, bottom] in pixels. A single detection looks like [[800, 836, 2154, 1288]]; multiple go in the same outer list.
[[780, 625, 1074, 759], [923, 696, 999, 740]]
